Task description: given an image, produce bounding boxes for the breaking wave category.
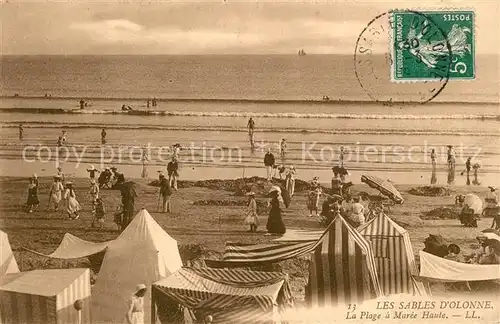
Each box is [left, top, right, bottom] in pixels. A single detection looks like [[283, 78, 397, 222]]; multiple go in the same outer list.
[[0, 107, 499, 120], [1, 121, 499, 137]]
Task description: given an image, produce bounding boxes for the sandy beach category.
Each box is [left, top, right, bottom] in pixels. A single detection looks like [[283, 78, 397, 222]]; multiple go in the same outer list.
[[1, 175, 496, 300]]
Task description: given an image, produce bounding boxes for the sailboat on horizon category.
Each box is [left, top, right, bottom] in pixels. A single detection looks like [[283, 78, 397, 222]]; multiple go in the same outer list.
[[298, 49, 306, 56]]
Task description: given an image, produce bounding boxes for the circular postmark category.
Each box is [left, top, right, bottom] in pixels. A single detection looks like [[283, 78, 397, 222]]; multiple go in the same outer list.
[[354, 10, 453, 104]]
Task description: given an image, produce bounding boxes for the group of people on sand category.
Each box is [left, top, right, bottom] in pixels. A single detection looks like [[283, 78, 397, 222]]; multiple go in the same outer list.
[[26, 164, 130, 229], [431, 145, 481, 186]]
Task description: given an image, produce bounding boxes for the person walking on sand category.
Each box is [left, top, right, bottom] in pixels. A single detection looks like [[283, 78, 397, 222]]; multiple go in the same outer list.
[[307, 181, 322, 217], [285, 166, 296, 197], [266, 188, 286, 236], [89, 178, 100, 213], [101, 128, 107, 145], [126, 284, 147, 324], [26, 177, 39, 213], [280, 138, 286, 162], [247, 117, 255, 147], [48, 175, 64, 211], [264, 148, 275, 180], [447, 145, 456, 185], [461, 157, 472, 185], [141, 148, 149, 179], [56, 166, 65, 183], [167, 157, 179, 190], [244, 192, 259, 232], [19, 124, 24, 140], [159, 173, 173, 213], [63, 182, 81, 220], [87, 165, 100, 179], [430, 149, 437, 184], [91, 197, 105, 229]]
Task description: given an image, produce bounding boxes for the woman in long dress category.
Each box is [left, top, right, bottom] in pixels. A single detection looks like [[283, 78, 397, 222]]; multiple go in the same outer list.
[[430, 149, 437, 184], [244, 192, 259, 232], [266, 189, 286, 235], [285, 166, 296, 197], [49, 175, 64, 211], [26, 178, 39, 213], [126, 284, 146, 324], [64, 182, 81, 219], [447, 145, 455, 184]]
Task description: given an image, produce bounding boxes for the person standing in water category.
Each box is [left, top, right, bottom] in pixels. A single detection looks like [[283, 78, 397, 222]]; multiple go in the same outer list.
[[447, 145, 455, 185], [280, 138, 286, 162], [472, 163, 481, 185], [460, 157, 472, 185], [61, 130, 67, 144], [79, 99, 85, 109], [430, 149, 437, 184], [247, 117, 255, 147], [101, 128, 107, 145], [146, 99, 150, 109], [19, 124, 24, 140], [339, 146, 345, 168], [126, 284, 147, 324], [141, 147, 149, 179], [152, 97, 157, 107]]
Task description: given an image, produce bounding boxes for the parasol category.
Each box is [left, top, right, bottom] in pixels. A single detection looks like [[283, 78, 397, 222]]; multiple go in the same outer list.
[[463, 193, 483, 214], [360, 174, 404, 204]]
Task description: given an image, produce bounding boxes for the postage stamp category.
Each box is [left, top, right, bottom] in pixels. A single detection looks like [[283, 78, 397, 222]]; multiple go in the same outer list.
[[391, 10, 475, 82]]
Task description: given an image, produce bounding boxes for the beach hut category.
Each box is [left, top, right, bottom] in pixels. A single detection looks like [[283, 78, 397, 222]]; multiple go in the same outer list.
[[23, 209, 183, 324], [0, 230, 19, 277], [305, 216, 382, 306], [151, 267, 293, 324], [205, 216, 382, 306], [0, 268, 91, 324], [357, 213, 430, 296]]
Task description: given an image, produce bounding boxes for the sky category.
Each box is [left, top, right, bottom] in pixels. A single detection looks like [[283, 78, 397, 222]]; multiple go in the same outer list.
[[1, 0, 499, 55]]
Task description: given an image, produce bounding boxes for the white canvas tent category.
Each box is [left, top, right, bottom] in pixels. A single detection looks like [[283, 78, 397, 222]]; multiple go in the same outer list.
[[24, 209, 183, 324], [0, 230, 19, 277]]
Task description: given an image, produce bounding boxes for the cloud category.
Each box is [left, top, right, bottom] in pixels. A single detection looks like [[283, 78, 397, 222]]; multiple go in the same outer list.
[[68, 18, 370, 54]]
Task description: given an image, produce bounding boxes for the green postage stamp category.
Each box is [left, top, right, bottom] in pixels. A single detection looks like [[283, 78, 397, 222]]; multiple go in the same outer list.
[[391, 10, 475, 81]]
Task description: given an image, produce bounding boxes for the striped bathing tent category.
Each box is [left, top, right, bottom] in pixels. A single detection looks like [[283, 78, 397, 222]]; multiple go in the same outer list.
[[152, 267, 293, 324], [305, 216, 382, 306], [0, 268, 91, 324], [357, 213, 430, 296], [206, 216, 382, 306]]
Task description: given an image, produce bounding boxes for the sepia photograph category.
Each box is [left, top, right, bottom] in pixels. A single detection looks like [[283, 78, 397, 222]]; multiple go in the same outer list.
[[0, 0, 499, 323]]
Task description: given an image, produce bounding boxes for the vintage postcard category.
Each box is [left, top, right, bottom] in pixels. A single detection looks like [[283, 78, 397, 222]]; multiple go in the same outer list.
[[0, 0, 499, 323]]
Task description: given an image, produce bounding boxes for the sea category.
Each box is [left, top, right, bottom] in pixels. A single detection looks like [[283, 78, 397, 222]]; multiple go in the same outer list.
[[1, 55, 499, 185]]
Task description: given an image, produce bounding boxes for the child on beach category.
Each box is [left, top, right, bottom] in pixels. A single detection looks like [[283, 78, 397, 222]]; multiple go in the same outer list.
[[285, 166, 296, 197], [89, 179, 99, 213], [244, 192, 259, 232], [26, 177, 39, 213], [64, 182, 81, 220], [307, 182, 322, 217], [48, 175, 64, 211], [91, 198, 105, 229]]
